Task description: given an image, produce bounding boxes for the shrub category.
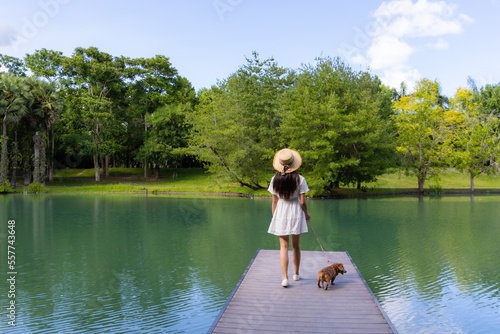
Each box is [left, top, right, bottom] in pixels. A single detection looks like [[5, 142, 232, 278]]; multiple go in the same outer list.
[[25, 183, 46, 194], [0, 180, 14, 193], [429, 184, 442, 195]]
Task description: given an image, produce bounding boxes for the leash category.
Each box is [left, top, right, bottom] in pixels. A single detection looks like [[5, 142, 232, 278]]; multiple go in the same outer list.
[[309, 222, 331, 265]]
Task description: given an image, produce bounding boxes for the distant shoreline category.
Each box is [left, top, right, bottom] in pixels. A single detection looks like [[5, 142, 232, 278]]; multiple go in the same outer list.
[[5, 185, 500, 199], [3, 167, 500, 198]]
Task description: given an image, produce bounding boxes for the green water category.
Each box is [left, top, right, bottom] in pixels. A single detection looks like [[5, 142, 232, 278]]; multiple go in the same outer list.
[[1, 194, 499, 333]]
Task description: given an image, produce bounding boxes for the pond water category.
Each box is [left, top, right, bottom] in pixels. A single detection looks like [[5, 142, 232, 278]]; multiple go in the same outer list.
[[1, 194, 499, 333]]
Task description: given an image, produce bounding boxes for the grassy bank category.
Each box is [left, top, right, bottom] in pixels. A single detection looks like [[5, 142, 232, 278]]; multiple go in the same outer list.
[[366, 169, 500, 189], [12, 167, 500, 197], [40, 167, 271, 196]]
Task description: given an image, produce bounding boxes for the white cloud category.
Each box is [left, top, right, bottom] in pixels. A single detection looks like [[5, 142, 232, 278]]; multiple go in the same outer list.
[[427, 38, 449, 49], [458, 13, 474, 24], [368, 35, 414, 70], [343, 0, 473, 90], [0, 22, 16, 47], [380, 67, 422, 91], [349, 53, 368, 66], [373, 0, 472, 37]]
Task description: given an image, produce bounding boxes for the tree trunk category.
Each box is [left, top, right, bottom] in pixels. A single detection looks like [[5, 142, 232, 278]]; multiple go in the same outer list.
[[417, 164, 428, 193], [33, 132, 40, 184], [0, 118, 8, 185], [10, 124, 18, 188], [48, 160, 53, 181], [144, 116, 148, 178], [94, 122, 101, 182], [155, 164, 159, 179], [93, 153, 100, 182], [40, 127, 47, 186], [470, 171, 475, 192], [105, 155, 110, 177], [100, 154, 105, 178], [49, 127, 55, 182], [23, 158, 30, 186], [357, 181, 361, 190], [418, 176, 425, 193]]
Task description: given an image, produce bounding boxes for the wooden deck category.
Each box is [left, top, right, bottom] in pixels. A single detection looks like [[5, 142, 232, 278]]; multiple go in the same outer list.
[[209, 249, 397, 334]]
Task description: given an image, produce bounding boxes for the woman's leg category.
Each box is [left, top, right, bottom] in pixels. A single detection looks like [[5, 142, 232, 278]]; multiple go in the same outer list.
[[291, 234, 301, 276], [279, 235, 289, 280]]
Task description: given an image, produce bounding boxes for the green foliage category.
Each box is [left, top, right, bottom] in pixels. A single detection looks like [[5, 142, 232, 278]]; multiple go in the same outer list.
[[27, 78, 64, 128], [55, 49, 196, 180], [188, 52, 291, 189], [126, 55, 188, 109], [0, 73, 30, 185], [126, 56, 194, 136], [24, 48, 64, 82], [447, 88, 500, 191], [281, 57, 397, 192], [428, 183, 442, 195], [0, 54, 27, 76], [59, 47, 130, 180], [392, 79, 448, 192], [473, 83, 500, 116], [137, 104, 191, 167], [62, 48, 122, 129], [2, 48, 500, 194], [0, 180, 14, 193], [25, 182, 46, 194]]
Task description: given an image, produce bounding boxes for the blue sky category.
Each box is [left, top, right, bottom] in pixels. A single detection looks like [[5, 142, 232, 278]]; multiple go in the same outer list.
[[0, 0, 498, 97]]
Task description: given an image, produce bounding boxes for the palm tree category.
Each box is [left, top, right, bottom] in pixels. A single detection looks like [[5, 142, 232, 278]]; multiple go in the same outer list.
[[0, 74, 29, 186], [28, 78, 63, 185]]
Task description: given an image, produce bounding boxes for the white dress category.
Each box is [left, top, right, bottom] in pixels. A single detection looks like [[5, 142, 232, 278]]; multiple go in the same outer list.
[[267, 175, 309, 236]]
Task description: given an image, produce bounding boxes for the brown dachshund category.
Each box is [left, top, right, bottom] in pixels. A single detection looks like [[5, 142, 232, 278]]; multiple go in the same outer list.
[[317, 263, 347, 290]]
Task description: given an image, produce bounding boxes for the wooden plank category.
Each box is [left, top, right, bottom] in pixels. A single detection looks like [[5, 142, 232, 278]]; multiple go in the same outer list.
[[209, 249, 398, 334]]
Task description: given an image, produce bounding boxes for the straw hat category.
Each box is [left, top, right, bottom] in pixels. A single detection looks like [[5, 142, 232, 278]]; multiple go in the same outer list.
[[273, 149, 302, 175]]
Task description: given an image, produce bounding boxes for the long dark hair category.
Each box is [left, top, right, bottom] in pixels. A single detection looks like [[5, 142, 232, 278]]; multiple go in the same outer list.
[[272, 171, 300, 200]]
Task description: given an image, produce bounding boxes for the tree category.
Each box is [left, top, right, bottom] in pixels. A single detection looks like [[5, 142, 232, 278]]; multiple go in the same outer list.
[[127, 55, 194, 177], [24, 48, 64, 82], [331, 73, 396, 189], [0, 74, 29, 186], [28, 78, 64, 185], [392, 79, 448, 192], [1, 48, 195, 183], [137, 104, 191, 178], [448, 88, 500, 191], [280, 57, 396, 192], [189, 53, 291, 189], [0, 54, 27, 76], [61, 47, 125, 182], [24, 49, 65, 181], [472, 83, 500, 116]]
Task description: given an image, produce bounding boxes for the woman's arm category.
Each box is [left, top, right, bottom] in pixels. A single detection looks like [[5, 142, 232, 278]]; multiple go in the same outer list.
[[300, 194, 311, 222], [272, 195, 279, 216]]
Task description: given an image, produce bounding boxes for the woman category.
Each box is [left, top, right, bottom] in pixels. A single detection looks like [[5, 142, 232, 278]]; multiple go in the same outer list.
[[268, 148, 311, 287]]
